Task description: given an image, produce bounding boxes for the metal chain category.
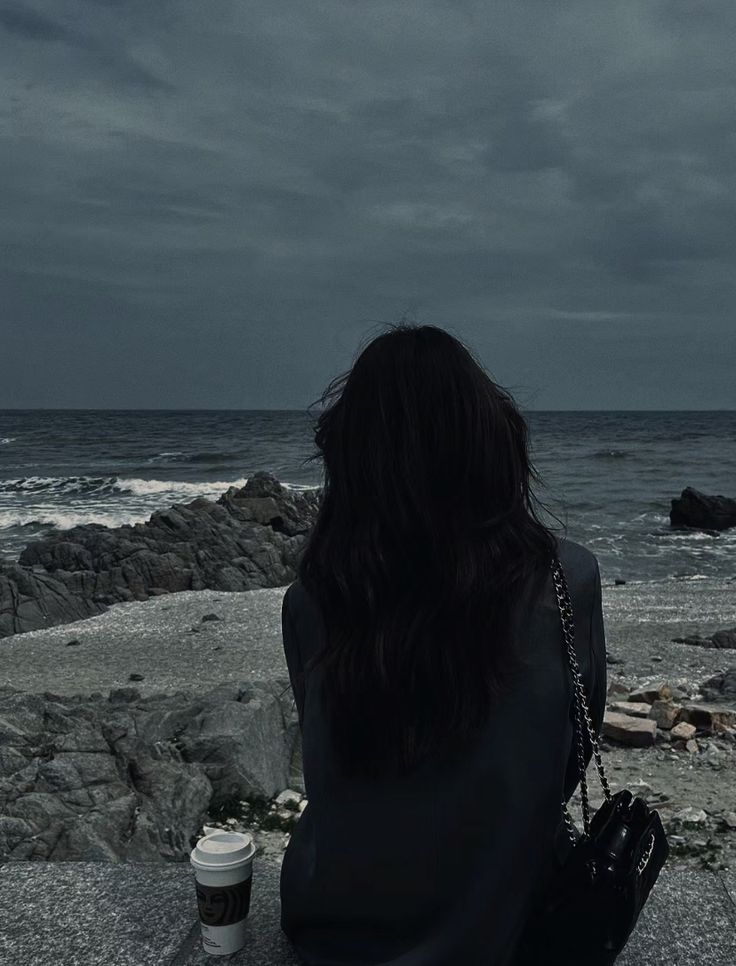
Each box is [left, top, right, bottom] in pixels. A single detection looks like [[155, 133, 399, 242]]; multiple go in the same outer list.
[[551, 556, 612, 845], [635, 831, 655, 875]]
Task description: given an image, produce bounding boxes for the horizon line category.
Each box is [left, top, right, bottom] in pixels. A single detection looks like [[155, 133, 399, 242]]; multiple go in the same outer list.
[[0, 407, 734, 414]]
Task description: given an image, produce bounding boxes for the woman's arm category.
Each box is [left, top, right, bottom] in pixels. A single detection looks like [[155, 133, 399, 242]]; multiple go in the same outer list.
[[282, 585, 306, 730]]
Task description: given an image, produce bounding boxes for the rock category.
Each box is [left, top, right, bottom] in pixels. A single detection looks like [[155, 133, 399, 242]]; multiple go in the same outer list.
[[201, 613, 221, 623], [0, 472, 321, 639], [614, 579, 626, 585], [648, 699, 681, 730], [606, 653, 626, 666], [671, 722, 697, 741], [724, 812, 736, 829], [686, 739, 699, 753], [608, 701, 652, 718], [672, 629, 736, 649], [627, 683, 672, 704], [607, 681, 630, 697], [129, 673, 145, 682], [670, 685, 692, 702], [699, 668, 736, 700], [0, 565, 106, 638], [274, 788, 302, 808], [602, 711, 657, 747], [670, 486, 736, 531], [65, 639, 81, 647], [677, 703, 736, 734], [0, 678, 301, 862], [674, 807, 707, 826]]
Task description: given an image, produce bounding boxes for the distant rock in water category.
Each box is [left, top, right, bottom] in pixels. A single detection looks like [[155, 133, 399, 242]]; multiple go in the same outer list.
[[669, 486, 736, 531], [0, 472, 321, 639]]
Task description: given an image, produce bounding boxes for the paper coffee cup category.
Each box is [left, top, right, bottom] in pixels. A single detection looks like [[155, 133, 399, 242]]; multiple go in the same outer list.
[[190, 829, 256, 956]]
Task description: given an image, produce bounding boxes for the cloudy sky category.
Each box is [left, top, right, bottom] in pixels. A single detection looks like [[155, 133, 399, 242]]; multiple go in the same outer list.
[[2, 1, 735, 410]]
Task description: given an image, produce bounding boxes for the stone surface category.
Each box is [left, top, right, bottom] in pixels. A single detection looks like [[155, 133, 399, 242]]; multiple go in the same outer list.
[[628, 684, 672, 704], [603, 711, 658, 746], [609, 700, 652, 718], [671, 721, 697, 741], [0, 472, 320, 638], [670, 486, 736, 531], [678, 703, 736, 734], [1, 859, 735, 966], [672, 628, 736, 649], [0, 681, 301, 862], [649, 699, 681, 730], [700, 667, 736, 701]]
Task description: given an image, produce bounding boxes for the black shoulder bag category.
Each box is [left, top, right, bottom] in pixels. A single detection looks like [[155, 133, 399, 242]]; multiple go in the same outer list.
[[513, 555, 670, 966]]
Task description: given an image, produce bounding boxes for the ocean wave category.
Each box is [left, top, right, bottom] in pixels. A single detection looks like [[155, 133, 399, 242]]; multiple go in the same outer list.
[[145, 451, 239, 464], [590, 449, 629, 459], [633, 511, 670, 524], [120, 476, 249, 496], [0, 475, 253, 497], [0, 476, 318, 535], [0, 508, 147, 532], [0, 473, 317, 500], [145, 451, 187, 462], [0, 437, 16, 445], [0, 475, 122, 495]]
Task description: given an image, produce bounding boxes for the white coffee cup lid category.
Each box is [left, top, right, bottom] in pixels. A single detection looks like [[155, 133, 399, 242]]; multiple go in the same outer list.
[[190, 830, 256, 871]]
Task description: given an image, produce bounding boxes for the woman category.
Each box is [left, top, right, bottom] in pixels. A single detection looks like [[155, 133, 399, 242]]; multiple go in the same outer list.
[[279, 323, 607, 966]]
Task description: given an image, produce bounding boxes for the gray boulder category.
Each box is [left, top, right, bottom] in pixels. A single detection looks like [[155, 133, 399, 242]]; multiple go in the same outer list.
[[0, 679, 301, 862], [0, 472, 321, 638], [700, 668, 736, 701], [672, 628, 736, 649], [670, 486, 736, 531]]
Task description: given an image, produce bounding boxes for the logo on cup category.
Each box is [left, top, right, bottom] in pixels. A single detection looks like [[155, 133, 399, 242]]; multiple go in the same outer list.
[[195, 878, 253, 927]]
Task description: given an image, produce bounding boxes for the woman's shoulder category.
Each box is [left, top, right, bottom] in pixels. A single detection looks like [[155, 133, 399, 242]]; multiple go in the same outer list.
[[554, 536, 599, 583]]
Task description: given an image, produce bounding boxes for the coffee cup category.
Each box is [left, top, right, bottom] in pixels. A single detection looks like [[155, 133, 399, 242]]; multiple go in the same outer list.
[[190, 827, 256, 956]]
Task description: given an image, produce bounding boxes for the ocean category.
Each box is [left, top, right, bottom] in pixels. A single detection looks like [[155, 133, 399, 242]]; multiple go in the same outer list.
[[0, 410, 734, 584]]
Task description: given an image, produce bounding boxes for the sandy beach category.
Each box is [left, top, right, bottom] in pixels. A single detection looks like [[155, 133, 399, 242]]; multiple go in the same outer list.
[[2, 576, 735, 698]]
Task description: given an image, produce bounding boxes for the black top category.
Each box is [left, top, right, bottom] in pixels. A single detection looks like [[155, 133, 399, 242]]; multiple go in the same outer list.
[[279, 537, 607, 966]]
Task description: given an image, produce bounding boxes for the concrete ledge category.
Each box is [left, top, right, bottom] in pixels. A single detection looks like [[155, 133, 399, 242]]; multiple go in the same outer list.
[[0, 858, 734, 965]]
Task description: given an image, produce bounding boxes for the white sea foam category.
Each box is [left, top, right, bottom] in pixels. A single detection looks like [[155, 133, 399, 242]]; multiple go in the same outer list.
[[120, 476, 249, 497], [0, 437, 16, 445], [0, 507, 149, 531]]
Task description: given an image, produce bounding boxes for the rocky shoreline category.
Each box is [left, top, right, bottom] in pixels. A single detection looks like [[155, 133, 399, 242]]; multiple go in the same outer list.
[[1, 582, 735, 871], [0, 472, 319, 638], [1, 475, 734, 873]]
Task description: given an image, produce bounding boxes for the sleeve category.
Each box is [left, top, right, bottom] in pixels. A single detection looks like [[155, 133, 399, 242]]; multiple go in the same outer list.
[[282, 585, 306, 731], [588, 558, 607, 738], [562, 557, 607, 804]]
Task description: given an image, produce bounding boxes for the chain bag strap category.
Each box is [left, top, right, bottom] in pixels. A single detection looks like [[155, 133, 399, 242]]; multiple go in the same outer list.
[[550, 555, 612, 842]]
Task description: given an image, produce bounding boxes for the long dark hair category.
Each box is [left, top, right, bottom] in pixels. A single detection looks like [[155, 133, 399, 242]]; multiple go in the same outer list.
[[296, 322, 560, 781]]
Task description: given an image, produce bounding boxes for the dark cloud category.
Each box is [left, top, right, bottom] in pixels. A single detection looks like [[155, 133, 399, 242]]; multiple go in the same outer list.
[[1, 0, 735, 408], [0, 4, 73, 42]]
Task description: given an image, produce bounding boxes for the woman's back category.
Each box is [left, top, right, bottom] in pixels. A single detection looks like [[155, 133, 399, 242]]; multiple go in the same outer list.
[[279, 534, 607, 966]]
